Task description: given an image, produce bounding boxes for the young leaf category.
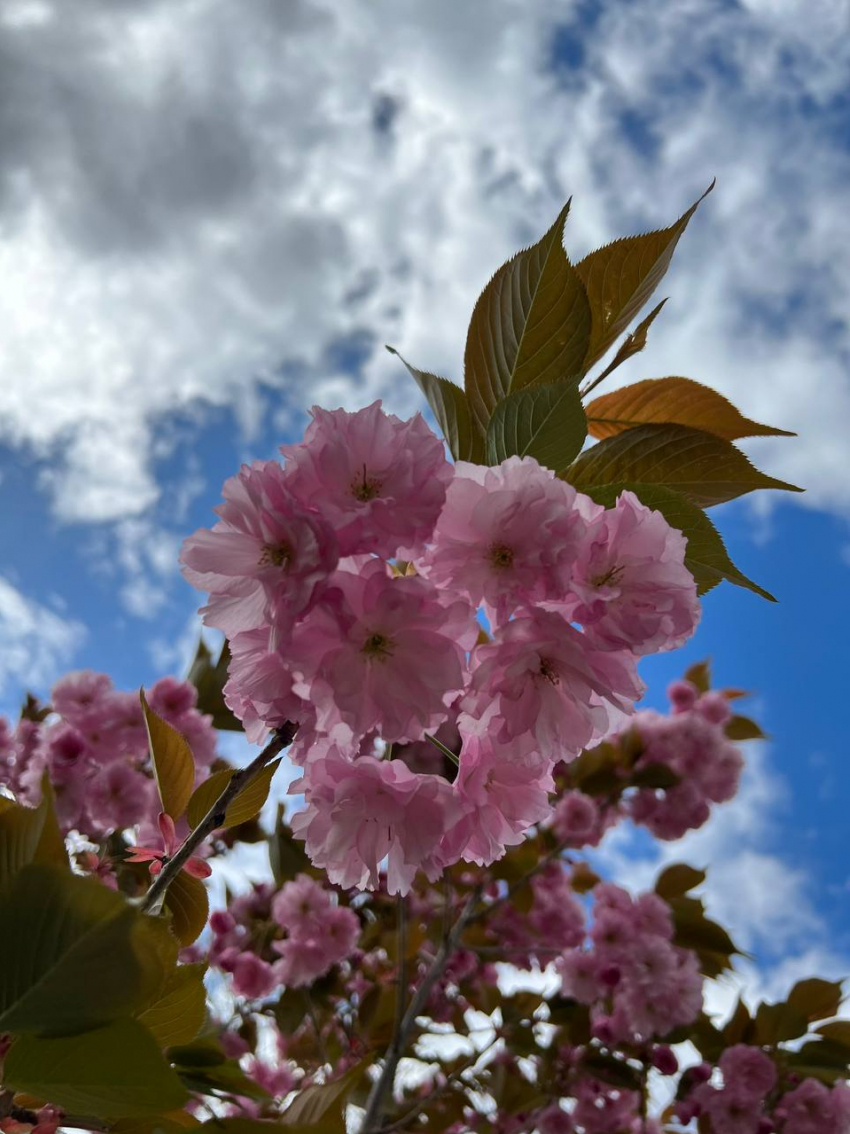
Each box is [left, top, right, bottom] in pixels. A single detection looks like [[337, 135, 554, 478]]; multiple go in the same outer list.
[[386, 346, 483, 462], [4, 1019, 188, 1118], [137, 963, 208, 1048], [185, 759, 281, 830], [141, 689, 195, 820], [187, 638, 242, 732], [576, 182, 714, 369], [583, 482, 776, 601], [583, 298, 667, 392], [566, 423, 802, 508], [685, 660, 712, 692], [725, 715, 767, 741], [163, 869, 209, 947], [0, 864, 175, 1036], [586, 376, 795, 441], [464, 201, 591, 433], [486, 381, 587, 470]]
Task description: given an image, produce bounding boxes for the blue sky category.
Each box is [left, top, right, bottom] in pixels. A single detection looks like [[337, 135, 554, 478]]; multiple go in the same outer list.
[[0, 0, 848, 1013]]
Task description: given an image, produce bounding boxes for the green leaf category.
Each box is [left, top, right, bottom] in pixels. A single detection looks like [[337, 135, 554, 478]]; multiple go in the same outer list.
[[668, 894, 740, 978], [583, 482, 776, 601], [655, 864, 706, 900], [464, 201, 591, 433], [586, 376, 795, 442], [685, 660, 712, 693], [787, 978, 844, 1023], [279, 1060, 369, 1131], [723, 998, 753, 1046], [386, 346, 483, 462], [141, 690, 196, 820], [187, 638, 242, 732], [786, 1039, 850, 1083], [4, 1019, 188, 1118], [631, 763, 681, 789], [0, 787, 65, 886], [137, 964, 208, 1048], [0, 864, 175, 1036], [485, 381, 587, 470], [575, 182, 713, 369], [186, 760, 281, 830], [816, 1021, 850, 1046], [725, 715, 767, 741], [585, 298, 667, 389], [163, 869, 209, 947], [565, 424, 802, 509], [754, 1001, 809, 1045]]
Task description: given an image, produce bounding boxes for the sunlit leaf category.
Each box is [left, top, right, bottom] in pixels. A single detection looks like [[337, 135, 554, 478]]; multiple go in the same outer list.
[[137, 964, 207, 1048], [567, 423, 802, 509], [141, 690, 195, 820], [576, 182, 713, 369], [586, 377, 795, 441], [4, 1019, 188, 1118], [485, 381, 586, 470], [0, 865, 175, 1036], [186, 760, 281, 830], [583, 482, 776, 600], [386, 346, 483, 462], [163, 869, 209, 947], [464, 201, 591, 433]]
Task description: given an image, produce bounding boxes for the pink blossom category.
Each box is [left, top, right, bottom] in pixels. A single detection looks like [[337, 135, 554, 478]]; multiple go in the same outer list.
[[125, 812, 212, 880], [290, 748, 458, 894], [418, 456, 592, 624], [86, 762, 151, 832], [289, 561, 477, 743], [272, 873, 329, 935], [50, 670, 114, 724], [462, 609, 644, 761], [552, 790, 601, 845], [720, 1045, 777, 1102], [224, 627, 313, 745], [280, 401, 452, 557], [231, 952, 277, 1000], [180, 459, 339, 639], [776, 1078, 849, 1134], [566, 490, 700, 655]]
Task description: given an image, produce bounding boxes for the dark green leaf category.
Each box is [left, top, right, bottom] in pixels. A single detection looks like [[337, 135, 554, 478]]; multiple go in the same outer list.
[[655, 864, 706, 900], [187, 638, 243, 732], [725, 715, 767, 741], [279, 1060, 369, 1130], [464, 202, 591, 433], [754, 1001, 809, 1045], [631, 763, 681, 789], [386, 346, 483, 462], [575, 182, 713, 369], [566, 424, 802, 509], [4, 1019, 188, 1118], [787, 978, 844, 1024], [485, 381, 586, 470]]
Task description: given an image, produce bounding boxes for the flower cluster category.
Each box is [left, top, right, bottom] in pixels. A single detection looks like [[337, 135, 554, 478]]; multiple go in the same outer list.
[[0, 671, 216, 840], [181, 402, 701, 894], [208, 875, 360, 999], [557, 882, 702, 1044]]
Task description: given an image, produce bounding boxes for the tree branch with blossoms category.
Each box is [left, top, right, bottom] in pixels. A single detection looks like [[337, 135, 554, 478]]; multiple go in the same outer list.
[[139, 721, 298, 914]]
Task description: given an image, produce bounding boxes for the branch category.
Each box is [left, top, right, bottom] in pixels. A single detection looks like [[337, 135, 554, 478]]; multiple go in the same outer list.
[[359, 887, 482, 1134], [139, 722, 298, 914]]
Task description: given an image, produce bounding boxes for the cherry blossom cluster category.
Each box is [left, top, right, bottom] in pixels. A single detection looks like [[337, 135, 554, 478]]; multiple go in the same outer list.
[[0, 671, 216, 840], [557, 882, 702, 1044], [207, 874, 360, 1000], [181, 400, 701, 893], [676, 1045, 850, 1134]]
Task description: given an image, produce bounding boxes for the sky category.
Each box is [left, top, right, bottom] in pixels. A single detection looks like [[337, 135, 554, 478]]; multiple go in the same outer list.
[[0, 0, 848, 1018]]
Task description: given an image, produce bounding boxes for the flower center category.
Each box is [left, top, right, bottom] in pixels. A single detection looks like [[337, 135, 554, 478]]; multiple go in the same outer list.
[[590, 563, 624, 588], [351, 464, 382, 502], [488, 543, 514, 570], [539, 658, 560, 685], [260, 542, 292, 568], [361, 631, 394, 660]]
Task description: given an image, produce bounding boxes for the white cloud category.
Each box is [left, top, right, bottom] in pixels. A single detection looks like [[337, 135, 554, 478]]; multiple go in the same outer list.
[[0, 0, 846, 524], [0, 575, 85, 703]]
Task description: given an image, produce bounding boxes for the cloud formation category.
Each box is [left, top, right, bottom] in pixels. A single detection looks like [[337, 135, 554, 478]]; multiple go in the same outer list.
[[0, 0, 847, 523], [0, 575, 85, 703]]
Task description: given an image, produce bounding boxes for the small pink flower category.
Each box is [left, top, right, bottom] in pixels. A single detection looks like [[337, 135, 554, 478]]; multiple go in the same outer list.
[[280, 400, 452, 557], [125, 812, 212, 879], [231, 952, 277, 1000]]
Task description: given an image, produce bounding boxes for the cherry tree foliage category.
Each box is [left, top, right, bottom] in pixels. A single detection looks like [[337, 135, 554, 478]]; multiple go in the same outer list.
[[0, 190, 846, 1134]]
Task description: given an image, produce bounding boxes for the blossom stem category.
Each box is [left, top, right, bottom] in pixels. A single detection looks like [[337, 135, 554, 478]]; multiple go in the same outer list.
[[139, 722, 298, 915], [359, 887, 482, 1134]]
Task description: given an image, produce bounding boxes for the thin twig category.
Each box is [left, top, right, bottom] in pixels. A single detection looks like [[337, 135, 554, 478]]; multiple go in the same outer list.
[[303, 988, 329, 1066], [395, 893, 408, 1044], [139, 722, 298, 914], [359, 887, 482, 1134]]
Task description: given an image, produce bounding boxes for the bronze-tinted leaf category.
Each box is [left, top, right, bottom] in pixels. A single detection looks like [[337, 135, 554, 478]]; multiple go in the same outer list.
[[566, 424, 802, 508], [141, 690, 195, 820], [685, 660, 712, 692], [464, 202, 591, 433], [137, 964, 208, 1048], [583, 299, 667, 391], [787, 978, 844, 1024], [163, 870, 209, 947], [486, 381, 586, 470], [185, 760, 280, 830], [586, 376, 795, 441], [655, 864, 706, 901], [386, 347, 483, 462], [576, 182, 713, 368], [583, 482, 776, 601], [725, 715, 767, 741]]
